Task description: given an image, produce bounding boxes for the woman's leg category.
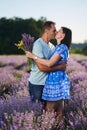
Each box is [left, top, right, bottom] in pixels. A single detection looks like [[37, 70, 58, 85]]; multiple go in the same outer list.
[[45, 101, 55, 112], [55, 99, 64, 123], [45, 99, 64, 122]]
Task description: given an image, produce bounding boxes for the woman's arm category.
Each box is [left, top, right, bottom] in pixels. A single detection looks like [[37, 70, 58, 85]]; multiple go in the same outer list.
[[25, 51, 61, 67]]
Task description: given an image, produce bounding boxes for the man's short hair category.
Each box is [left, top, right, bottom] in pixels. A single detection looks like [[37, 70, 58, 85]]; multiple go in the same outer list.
[[42, 21, 55, 32]]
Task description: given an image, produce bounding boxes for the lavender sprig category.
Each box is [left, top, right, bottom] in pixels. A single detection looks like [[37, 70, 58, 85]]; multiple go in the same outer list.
[[22, 33, 34, 52], [15, 33, 34, 52]]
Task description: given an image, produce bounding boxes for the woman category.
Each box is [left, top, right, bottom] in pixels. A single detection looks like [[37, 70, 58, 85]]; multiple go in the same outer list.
[[25, 27, 72, 122]]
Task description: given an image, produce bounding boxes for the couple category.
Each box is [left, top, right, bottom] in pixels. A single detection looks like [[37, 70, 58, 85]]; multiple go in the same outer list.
[[25, 21, 72, 121]]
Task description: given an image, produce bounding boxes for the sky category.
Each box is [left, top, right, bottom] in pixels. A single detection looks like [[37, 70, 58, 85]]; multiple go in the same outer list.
[[0, 0, 87, 43]]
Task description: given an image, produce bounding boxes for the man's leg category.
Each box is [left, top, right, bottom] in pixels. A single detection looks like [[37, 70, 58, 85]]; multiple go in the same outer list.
[[29, 81, 44, 102]]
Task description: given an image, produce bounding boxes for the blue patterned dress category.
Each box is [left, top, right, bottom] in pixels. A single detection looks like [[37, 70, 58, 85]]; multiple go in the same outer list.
[[42, 44, 70, 101]]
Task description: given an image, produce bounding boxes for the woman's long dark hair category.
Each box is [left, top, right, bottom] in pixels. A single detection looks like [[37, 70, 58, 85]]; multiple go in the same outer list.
[[61, 27, 72, 49]]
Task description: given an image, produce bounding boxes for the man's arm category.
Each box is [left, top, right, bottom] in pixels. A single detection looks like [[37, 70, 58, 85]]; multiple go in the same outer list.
[[35, 61, 67, 72]]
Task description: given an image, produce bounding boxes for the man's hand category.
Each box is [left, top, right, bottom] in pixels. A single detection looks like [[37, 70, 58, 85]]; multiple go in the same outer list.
[[57, 62, 67, 71], [25, 51, 35, 59]]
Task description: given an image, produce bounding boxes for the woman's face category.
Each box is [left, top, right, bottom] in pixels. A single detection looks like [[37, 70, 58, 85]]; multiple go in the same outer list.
[[55, 28, 65, 40]]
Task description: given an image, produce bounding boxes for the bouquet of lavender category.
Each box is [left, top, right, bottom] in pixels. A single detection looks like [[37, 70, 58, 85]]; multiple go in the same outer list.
[[15, 33, 34, 71], [15, 33, 34, 52]]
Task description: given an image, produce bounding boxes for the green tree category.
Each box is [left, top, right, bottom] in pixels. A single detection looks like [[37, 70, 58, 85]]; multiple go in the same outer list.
[[0, 17, 46, 54]]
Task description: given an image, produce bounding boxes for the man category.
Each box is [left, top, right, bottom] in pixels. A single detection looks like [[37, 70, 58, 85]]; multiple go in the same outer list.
[[27, 21, 66, 102]]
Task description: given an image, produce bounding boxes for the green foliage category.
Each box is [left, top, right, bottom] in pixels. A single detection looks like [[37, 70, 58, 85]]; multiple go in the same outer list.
[[26, 59, 32, 73], [0, 17, 46, 54], [70, 48, 82, 54], [70, 45, 87, 56], [1, 17, 87, 56], [13, 72, 22, 80], [70, 43, 87, 55], [82, 46, 87, 55]]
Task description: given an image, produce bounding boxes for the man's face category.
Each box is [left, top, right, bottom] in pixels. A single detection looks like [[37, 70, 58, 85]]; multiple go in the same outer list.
[[47, 24, 57, 40]]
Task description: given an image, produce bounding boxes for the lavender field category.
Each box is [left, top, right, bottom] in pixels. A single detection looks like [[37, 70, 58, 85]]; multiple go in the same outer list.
[[0, 55, 87, 130]]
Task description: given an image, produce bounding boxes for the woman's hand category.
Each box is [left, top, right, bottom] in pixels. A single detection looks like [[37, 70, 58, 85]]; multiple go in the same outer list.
[[25, 51, 35, 59]]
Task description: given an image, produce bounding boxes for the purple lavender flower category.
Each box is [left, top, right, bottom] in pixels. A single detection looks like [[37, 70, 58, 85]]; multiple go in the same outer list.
[[22, 33, 34, 52]]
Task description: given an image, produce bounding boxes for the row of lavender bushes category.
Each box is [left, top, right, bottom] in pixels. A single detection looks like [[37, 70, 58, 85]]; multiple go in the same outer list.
[[0, 55, 87, 130]]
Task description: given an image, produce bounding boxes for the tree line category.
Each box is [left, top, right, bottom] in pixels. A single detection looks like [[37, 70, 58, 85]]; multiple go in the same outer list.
[[0, 17, 46, 54], [0, 17, 87, 55]]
